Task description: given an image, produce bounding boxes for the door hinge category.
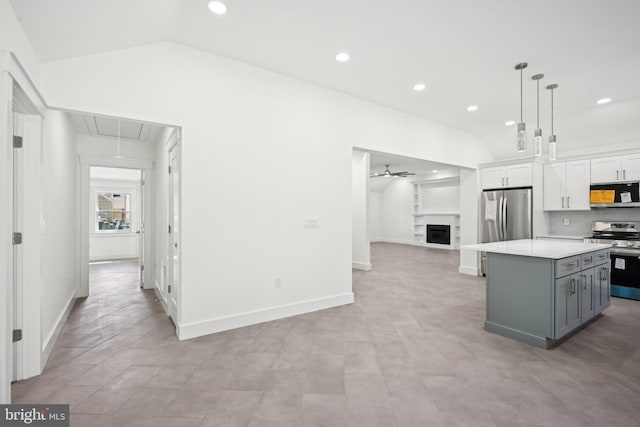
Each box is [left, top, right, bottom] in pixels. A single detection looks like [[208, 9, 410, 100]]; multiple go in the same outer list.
[[140, 179, 145, 186], [12, 329, 22, 342], [168, 166, 172, 174], [168, 285, 172, 293], [12, 232, 22, 245], [168, 225, 171, 234], [13, 135, 23, 148], [140, 265, 145, 272]]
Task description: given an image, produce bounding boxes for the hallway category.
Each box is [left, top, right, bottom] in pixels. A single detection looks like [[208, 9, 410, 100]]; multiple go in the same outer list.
[[11, 245, 640, 427]]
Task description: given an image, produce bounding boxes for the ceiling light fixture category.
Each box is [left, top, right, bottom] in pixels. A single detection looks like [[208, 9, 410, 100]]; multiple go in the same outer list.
[[208, 1, 227, 15], [505, 120, 516, 127], [467, 105, 478, 112], [413, 83, 426, 91], [335, 52, 350, 63], [115, 120, 123, 159], [515, 62, 528, 152], [432, 169, 438, 173], [532, 73, 544, 157], [547, 83, 559, 161], [597, 97, 611, 105]]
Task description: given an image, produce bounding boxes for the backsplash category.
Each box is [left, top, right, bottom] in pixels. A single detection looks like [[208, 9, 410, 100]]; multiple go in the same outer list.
[[548, 208, 640, 236]]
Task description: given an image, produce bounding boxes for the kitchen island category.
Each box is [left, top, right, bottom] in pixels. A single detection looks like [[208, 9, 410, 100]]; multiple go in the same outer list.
[[464, 239, 612, 348]]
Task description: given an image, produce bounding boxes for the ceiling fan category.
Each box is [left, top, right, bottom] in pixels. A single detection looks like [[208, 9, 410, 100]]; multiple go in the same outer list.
[[370, 164, 415, 178]]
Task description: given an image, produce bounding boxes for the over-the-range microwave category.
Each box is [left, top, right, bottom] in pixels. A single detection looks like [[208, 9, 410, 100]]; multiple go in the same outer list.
[[590, 181, 640, 208]]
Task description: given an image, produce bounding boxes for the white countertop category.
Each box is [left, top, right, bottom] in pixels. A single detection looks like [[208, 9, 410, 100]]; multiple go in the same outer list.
[[463, 239, 611, 259]]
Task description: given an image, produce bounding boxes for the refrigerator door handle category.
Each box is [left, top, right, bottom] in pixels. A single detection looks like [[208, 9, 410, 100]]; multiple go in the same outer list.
[[497, 195, 504, 241], [502, 196, 508, 240]]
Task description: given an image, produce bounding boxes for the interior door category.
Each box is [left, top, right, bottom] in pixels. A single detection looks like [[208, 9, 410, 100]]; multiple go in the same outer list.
[[138, 170, 145, 288], [168, 145, 180, 325]]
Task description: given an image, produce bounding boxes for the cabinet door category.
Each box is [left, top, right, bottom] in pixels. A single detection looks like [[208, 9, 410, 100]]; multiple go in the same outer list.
[[505, 163, 533, 188], [580, 268, 595, 322], [481, 166, 505, 189], [565, 160, 591, 210], [543, 163, 566, 211], [591, 156, 621, 183], [555, 274, 581, 338], [621, 153, 640, 181], [594, 263, 611, 314]]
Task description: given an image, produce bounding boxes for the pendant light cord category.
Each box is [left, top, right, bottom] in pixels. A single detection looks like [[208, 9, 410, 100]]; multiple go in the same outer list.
[[520, 69, 523, 122], [550, 89, 554, 134], [536, 80, 540, 129]]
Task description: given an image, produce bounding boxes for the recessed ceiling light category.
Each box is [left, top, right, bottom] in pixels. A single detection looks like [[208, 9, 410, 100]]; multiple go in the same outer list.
[[335, 52, 350, 63], [413, 83, 426, 91], [208, 1, 227, 15], [432, 169, 438, 173], [597, 97, 611, 105], [467, 105, 478, 112], [505, 120, 516, 126]]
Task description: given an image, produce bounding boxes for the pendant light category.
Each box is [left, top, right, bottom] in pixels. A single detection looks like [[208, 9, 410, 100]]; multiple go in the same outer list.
[[546, 83, 559, 161], [115, 119, 123, 159], [515, 62, 528, 152], [531, 74, 544, 157]]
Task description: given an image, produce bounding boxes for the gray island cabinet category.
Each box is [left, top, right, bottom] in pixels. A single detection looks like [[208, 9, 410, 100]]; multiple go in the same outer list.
[[464, 239, 611, 348]]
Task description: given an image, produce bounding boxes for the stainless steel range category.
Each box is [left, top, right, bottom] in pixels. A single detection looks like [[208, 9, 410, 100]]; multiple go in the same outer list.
[[584, 221, 640, 300]]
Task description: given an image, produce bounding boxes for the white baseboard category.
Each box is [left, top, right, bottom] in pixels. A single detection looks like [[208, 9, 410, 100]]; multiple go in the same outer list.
[[177, 292, 354, 341], [377, 238, 416, 246], [41, 289, 77, 370], [458, 265, 480, 276], [89, 253, 138, 261], [153, 279, 168, 314], [352, 261, 372, 271]]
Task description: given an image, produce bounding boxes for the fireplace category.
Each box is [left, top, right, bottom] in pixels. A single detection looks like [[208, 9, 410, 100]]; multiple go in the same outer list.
[[426, 224, 451, 245]]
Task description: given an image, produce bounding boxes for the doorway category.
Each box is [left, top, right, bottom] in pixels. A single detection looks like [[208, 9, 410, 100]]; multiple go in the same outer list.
[[89, 166, 144, 290]]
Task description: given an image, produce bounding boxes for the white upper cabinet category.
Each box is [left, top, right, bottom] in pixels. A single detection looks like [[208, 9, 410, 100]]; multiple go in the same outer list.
[[621, 153, 640, 181], [544, 160, 590, 211], [481, 162, 532, 189], [591, 153, 640, 183]]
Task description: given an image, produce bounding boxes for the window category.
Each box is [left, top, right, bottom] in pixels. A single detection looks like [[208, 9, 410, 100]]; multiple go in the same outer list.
[[96, 192, 132, 232]]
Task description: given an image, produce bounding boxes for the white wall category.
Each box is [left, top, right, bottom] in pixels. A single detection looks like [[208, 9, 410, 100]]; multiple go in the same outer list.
[[0, 0, 40, 83], [0, 0, 42, 403], [368, 191, 382, 242], [458, 169, 480, 275], [352, 151, 370, 270], [40, 110, 78, 364], [39, 42, 494, 338], [378, 178, 415, 245], [89, 177, 140, 261]]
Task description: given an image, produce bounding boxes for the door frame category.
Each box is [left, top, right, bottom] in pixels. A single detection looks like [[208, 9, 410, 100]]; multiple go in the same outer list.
[[167, 133, 181, 328], [79, 155, 154, 297], [1, 51, 47, 403]]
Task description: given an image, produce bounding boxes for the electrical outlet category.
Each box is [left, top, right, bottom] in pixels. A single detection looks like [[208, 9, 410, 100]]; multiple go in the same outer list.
[[275, 275, 282, 288], [304, 218, 318, 229], [563, 218, 571, 226]]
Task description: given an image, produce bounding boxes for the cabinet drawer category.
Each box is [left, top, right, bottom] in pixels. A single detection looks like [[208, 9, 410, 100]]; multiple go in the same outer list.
[[555, 256, 581, 278], [582, 252, 596, 268], [594, 249, 610, 266]]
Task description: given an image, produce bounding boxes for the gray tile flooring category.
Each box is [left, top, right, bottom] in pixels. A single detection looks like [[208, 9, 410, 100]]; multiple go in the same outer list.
[[11, 243, 640, 426]]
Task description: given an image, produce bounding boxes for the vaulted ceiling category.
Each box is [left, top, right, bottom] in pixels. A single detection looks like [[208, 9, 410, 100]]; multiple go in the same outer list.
[[10, 0, 640, 159]]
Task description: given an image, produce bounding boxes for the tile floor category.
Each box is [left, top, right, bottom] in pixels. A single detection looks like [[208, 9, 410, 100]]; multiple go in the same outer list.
[[11, 244, 640, 426]]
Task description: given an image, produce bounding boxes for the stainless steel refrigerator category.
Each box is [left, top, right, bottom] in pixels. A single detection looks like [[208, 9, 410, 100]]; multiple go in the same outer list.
[[480, 187, 533, 274]]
